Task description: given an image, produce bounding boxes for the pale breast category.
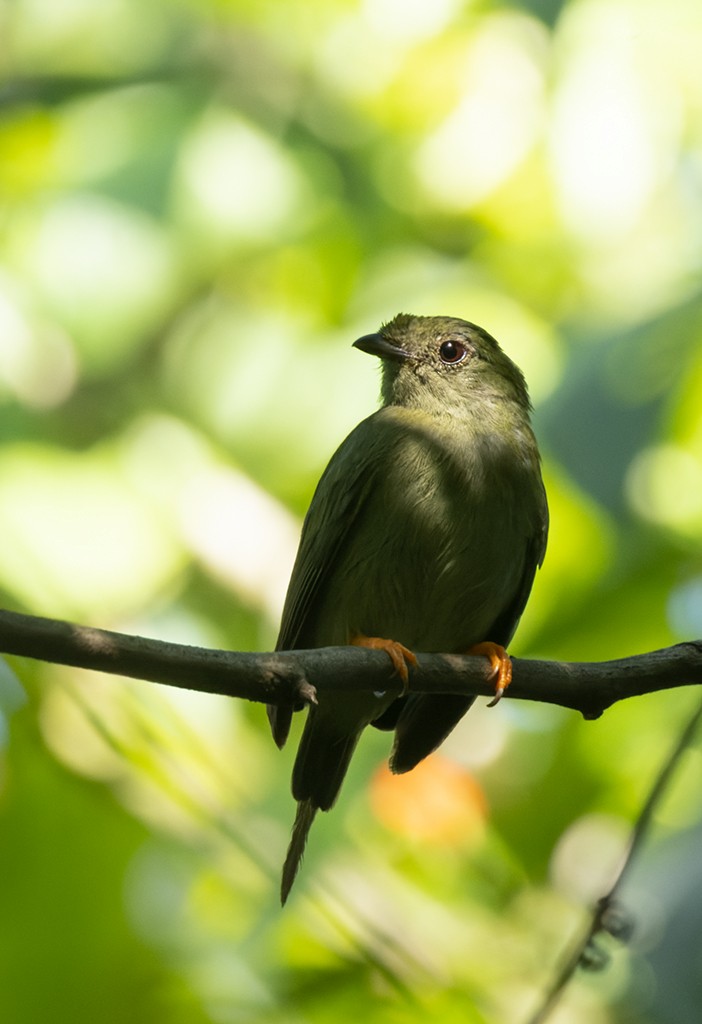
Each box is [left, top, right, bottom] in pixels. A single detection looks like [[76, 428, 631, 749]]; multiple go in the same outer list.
[[311, 415, 542, 653]]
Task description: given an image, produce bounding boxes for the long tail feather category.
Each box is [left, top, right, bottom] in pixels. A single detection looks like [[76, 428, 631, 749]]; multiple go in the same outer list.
[[281, 799, 317, 905]]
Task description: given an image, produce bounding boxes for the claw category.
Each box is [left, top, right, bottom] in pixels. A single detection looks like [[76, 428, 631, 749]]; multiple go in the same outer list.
[[468, 641, 512, 706], [351, 634, 417, 694]]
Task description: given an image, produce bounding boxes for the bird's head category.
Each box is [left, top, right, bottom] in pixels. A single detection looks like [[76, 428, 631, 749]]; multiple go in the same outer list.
[[354, 313, 531, 417]]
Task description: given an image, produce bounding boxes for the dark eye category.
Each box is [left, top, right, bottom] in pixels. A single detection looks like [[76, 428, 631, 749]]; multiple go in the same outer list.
[[438, 339, 467, 364]]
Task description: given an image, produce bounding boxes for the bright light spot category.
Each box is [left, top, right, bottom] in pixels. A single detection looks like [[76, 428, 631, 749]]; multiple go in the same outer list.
[[30, 199, 169, 305], [415, 16, 546, 208], [574, 210, 702, 323], [56, 85, 176, 185], [551, 813, 629, 902], [668, 577, 702, 638], [163, 309, 300, 439], [316, 14, 402, 98], [0, 287, 33, 388], [14, 195, 176, 368], [40, 673, 128, 781], [363, 0, 460, 44], [626, 443, 702, 536], [12, 0, 169, 74], [179, 466, 299, 622], [442, 700, 509, 769], [0, 277, 77, 407], [178, 114, 307, 241], [0, 446, 182, 618], [551, 1, 679, 241], [117, 414, 300, 623]]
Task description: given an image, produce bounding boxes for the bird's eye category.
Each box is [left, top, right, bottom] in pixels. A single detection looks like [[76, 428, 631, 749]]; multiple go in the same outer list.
[[438, 339, 467, 364]]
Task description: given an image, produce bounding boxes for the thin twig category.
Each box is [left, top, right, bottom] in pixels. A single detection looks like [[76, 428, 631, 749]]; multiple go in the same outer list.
[[525, 694, 702, 1024]]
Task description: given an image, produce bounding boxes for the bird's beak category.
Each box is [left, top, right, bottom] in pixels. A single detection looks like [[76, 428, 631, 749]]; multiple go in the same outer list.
[[353, 333, 411, 362]]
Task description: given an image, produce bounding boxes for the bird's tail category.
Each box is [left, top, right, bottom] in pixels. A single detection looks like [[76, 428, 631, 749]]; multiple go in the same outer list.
[[280, 708, 361, 903], [281, 799, 317, 904]]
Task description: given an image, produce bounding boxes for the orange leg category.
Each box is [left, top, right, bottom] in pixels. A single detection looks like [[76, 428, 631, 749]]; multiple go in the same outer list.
[[351, 634, 417, 693], [468, 641, 512, 707]]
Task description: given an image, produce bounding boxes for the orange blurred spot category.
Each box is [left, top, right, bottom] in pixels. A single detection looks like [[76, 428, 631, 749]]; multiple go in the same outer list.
[[370, 754, 487, 846]]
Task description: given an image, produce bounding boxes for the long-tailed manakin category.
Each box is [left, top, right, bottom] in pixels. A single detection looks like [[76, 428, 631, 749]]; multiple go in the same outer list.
[[268, 313, 548, 904]]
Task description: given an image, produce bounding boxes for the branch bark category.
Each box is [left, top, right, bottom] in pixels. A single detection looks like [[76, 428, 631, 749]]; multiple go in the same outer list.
[[0, 608, 700, 717]]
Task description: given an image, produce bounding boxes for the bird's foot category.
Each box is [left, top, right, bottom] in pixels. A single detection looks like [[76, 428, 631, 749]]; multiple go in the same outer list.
[[351, 634, 417, 694], [468, 641, 512, 706]]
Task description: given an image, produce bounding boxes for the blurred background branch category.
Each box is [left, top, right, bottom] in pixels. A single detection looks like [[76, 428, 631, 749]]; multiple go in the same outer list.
[[527, 694, 702, 1024]]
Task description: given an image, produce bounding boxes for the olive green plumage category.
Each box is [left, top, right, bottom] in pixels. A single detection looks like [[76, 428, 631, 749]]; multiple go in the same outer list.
[[269, 313, 548, 903]]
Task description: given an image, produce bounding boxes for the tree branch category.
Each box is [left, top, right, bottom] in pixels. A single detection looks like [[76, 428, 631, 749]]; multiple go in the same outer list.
[[0, 609, 700, 716]]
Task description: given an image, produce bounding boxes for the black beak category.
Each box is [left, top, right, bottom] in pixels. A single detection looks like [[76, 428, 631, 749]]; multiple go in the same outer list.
[[353, 332, 411, 362]]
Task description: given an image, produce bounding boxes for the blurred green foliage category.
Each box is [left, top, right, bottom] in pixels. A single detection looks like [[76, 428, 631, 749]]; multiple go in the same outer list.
[[1, 0, 702, 1020]]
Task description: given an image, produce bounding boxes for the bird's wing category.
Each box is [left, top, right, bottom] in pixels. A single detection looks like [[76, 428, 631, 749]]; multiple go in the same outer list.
[[276, 414, 386, 651], [268, 413, 386, 746], [484, 490, 548, 645]]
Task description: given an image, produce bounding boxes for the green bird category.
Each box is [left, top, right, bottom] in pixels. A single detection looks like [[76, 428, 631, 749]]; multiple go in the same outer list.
[[269, 313, 548, 903]]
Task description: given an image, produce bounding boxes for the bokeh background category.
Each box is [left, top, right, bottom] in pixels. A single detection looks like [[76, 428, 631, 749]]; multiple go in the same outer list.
[[1, 0, 702, 1021]]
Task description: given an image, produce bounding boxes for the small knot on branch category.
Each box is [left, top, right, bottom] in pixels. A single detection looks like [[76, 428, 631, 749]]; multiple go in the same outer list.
[[262, 654, 318, 707]]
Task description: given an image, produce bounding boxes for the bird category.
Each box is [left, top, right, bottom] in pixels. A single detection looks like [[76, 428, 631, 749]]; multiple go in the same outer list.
[[267, 313, 548, 904]]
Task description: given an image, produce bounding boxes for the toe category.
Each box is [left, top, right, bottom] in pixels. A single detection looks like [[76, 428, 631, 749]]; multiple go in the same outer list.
[[468, 641, 512, 706], [352, 635, 417, 692]]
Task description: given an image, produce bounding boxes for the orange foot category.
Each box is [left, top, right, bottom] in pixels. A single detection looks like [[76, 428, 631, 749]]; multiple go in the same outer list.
[[351, 634, 417, 694], [468, 641, 512, 707]]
